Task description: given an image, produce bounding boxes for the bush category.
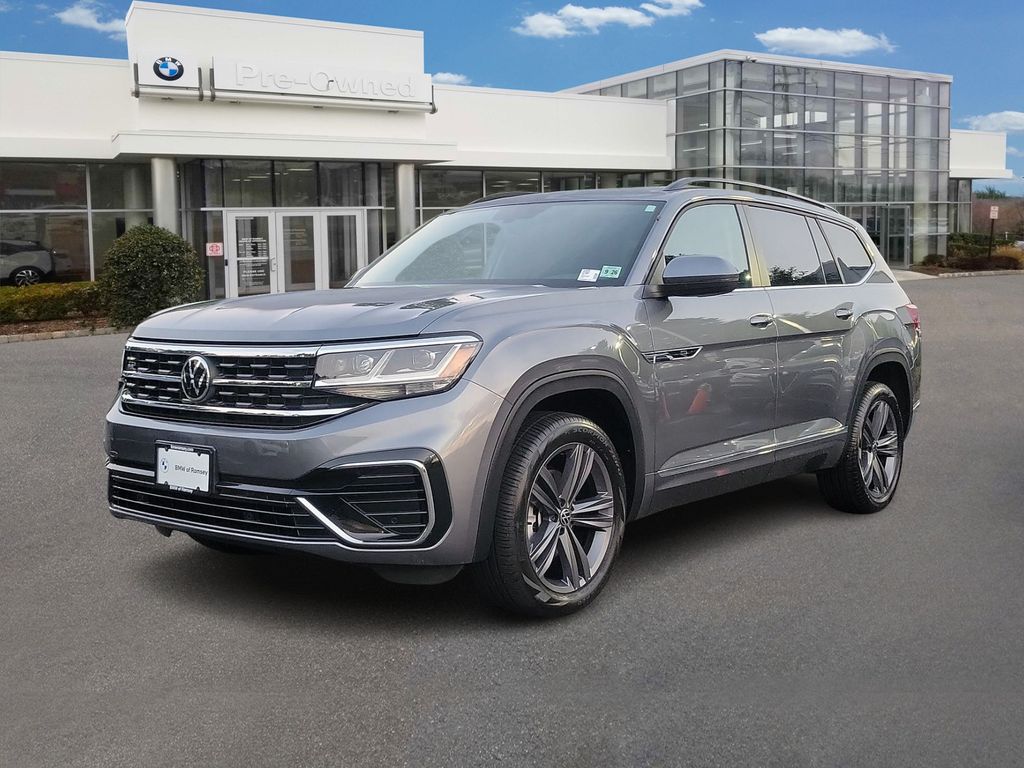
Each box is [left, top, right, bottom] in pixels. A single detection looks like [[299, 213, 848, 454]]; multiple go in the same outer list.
[[98, 225, 203, 327], [0, 282, 106, 324]]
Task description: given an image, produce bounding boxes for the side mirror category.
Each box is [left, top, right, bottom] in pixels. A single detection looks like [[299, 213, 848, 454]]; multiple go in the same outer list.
[[650, 255, 743, 297]]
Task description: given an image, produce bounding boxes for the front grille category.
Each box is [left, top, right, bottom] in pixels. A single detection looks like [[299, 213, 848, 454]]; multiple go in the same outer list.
[[108, 471, 333, 541], [121, 341, 364, 428]]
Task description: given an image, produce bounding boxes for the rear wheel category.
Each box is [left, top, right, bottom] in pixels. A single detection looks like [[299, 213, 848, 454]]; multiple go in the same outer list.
[[818, 382, 904, 514], [474, 413, 627, 617], [10, 266, 44, 287]]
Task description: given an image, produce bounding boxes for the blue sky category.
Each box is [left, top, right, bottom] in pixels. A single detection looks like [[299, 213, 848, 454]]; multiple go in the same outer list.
[[2, 0, 1021, 190]]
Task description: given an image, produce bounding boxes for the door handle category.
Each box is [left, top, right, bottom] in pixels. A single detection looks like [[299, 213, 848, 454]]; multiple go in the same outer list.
[[749, 313, 774, 328], [834, 307, 854, 320]]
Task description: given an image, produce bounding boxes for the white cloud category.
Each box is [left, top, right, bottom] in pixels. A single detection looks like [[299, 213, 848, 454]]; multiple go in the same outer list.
[[0, 1, 14, 10], [1006, 146, 1023, 157], [639, 0, 702, 18], [515, 1, 701, 38], [963, 111, 1024, 133], [55, 1, 124, 39], [432, 72, 471, 85], [754, 27, 895, 57]]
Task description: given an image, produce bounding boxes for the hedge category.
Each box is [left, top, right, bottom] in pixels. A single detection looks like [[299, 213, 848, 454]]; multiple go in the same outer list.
[[0, 282, 106, 325], [98, 225, 203, 327]]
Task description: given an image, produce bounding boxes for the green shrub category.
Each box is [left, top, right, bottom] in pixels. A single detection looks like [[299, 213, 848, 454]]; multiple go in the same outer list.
[[98, 225, 203, 327], [0, 282, 106, 324]]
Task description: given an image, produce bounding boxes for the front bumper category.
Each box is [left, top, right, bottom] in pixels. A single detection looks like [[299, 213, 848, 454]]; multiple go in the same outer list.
[[105, 378, 505, 566]]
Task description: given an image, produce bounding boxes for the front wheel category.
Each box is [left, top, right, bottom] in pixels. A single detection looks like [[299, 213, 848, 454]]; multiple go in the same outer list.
[[474, 413, 627, 617], [10, 266, 44, 287], [817, 382, 905, 514]]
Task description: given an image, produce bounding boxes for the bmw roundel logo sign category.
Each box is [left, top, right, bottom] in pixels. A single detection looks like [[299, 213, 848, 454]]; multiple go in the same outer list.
[[153, 56, 184, 82]]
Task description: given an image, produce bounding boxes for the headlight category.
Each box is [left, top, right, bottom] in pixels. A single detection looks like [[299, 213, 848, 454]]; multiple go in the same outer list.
[[313, 335, 481, 401]]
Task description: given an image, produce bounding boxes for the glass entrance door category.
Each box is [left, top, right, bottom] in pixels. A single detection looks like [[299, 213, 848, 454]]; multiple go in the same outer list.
[[225, 209, 366, 297]]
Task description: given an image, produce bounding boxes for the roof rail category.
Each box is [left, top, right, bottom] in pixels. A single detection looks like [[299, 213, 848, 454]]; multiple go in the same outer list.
[[664, 177, 836, 212], [467, 191, 536, 205]]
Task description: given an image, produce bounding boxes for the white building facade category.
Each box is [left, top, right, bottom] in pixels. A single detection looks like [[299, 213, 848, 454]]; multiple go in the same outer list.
[[0, 1, 1010, 296]]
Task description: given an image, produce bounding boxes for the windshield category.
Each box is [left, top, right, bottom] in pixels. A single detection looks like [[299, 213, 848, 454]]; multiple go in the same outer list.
[[351, 200, 663, 287]]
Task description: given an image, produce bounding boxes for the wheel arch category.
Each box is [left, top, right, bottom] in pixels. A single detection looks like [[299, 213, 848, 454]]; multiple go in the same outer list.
[[469, 362, 652, 561], [856, 349, 914, 434]]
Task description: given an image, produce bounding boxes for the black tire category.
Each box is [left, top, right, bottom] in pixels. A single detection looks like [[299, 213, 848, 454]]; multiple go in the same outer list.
[[187, 532, 263, 554], [473, 412, 627, 617], [10, 266, 44, 287], [817, 382, 905, 514]]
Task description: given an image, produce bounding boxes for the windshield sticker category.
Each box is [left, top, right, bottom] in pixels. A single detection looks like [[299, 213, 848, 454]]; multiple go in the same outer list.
[[599, 266, 622, 279], [644, 204, 657, 212], [577, 269, 600, 282]]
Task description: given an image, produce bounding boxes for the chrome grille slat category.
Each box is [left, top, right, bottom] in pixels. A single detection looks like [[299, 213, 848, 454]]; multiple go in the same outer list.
[[121, 340, 361, 427]]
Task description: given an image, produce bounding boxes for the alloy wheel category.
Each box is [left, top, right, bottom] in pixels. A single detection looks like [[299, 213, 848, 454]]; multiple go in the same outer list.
[[858, 399, 901, 502], [13, 268, 42, 287], [525, 442, 616, 594]]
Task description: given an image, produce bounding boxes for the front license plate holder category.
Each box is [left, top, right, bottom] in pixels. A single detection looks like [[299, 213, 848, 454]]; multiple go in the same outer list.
[[155, 442, 216, 495]]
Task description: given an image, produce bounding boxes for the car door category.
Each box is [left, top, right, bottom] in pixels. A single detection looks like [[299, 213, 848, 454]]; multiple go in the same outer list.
[[644, 201, 778, 487], [742, 205, 855, 452]]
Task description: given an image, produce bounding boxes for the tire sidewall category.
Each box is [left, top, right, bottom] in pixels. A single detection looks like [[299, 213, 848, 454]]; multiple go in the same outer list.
[[505, 416, 627, 612], [850, 383, 905, 510]]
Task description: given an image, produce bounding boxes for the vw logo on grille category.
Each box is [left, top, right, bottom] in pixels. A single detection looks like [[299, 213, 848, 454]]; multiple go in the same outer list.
[[181, 356, 212, 402], [153, 56, 184, 82]]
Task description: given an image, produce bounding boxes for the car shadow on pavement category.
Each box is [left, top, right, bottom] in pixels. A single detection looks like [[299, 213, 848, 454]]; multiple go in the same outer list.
[[134, 474, 842, 628]]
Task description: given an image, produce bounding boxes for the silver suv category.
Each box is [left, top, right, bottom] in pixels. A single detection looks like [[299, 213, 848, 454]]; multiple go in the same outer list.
[[106, 180, 922, 616]]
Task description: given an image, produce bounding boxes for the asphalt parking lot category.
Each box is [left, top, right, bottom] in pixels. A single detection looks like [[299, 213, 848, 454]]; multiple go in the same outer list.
[[2, 276, 1023, 767]]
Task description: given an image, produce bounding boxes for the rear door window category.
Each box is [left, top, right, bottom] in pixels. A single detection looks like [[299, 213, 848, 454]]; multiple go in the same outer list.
[[808, 219, 843, 284], [744, 206, 825, 286], [820, 221, 875, 282]]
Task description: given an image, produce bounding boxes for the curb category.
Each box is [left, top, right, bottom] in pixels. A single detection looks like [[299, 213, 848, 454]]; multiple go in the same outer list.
[[0, 326, 125, 344], [933, 269, 1024, 279]]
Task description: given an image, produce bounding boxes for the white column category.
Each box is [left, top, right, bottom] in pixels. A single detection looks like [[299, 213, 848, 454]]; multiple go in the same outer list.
[[395, 162, 417, 239], [150, 157, 179, 234]]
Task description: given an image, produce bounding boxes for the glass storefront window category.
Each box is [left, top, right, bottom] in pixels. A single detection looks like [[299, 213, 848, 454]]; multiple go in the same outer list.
[[805, 69, 834, 96], [223, 160, 273, 207], [805, 98, 833, 131], [891, 139, 911, 170], [92, 211, 151, 273], [891, 172, 913, 202], [836, 171, 862, 203], [914, 80, 938, 105], [914, 139, 939, 170], [484, 171, 540, 195], [773, 132, 802, 167], [739, 130, 771, 166], [914, 106, 939, 138], [677, 93, 710, 132], [863, 136, 885, 169], [90, 164, 152, 209], [864, 171, 887, 201], [600, 84, 622, 97], [890, 78, 912, 103], [805, 169, 833, 201], [542, 172, 595, 191], [771, 168, 803, 195], [680, 65, 709, 95], [835, 73, 861, 99], [862, 75, 888, 100], [741, 62, 772, 91], [203, 160, 224, 208], [939, 82, 950, 108], [774, 66, 804, 93], [774, 94, 803, 128], [274, 161, 317, 207], [864, 102, 885, 135], [1, 212, 89, 281], [419, 169, 482, 208], [836, 135, 858, 169], [724, 60, 741, 89], [835, 100, 860, 134], [320, 162, 365, 207], [648, 72, 676, 100], [623, 79, 648, 98], [0, 162, 87, 210], [740, 92, 771, 129], [889, 102, 911, 137], [805, 134, 834, 168], [709, 61, 725, 90], [645, 171, 673, 187], [676, 132, 710, 169]]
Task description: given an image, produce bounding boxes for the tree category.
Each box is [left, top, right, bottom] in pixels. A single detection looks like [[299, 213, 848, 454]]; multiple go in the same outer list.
[[976, 185, 1009, 199]]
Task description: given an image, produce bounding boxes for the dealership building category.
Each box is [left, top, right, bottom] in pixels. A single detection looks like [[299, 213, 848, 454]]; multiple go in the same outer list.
[[0, 1, 1010, 297]]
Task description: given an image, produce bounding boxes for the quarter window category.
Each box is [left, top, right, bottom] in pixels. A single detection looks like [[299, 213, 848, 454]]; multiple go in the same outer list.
[[821, 221, 875, 282], [662, 204, 750, 278], [745, 206, 825, 286]]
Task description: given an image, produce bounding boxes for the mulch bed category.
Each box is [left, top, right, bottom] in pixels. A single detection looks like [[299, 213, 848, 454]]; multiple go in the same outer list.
[[0, 317, 112, 336]]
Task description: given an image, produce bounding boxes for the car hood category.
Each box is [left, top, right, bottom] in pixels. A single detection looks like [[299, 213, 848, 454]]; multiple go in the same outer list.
[[131, 285, 565, 344]]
